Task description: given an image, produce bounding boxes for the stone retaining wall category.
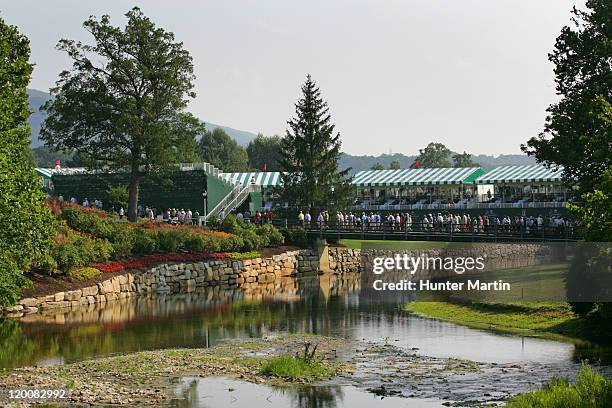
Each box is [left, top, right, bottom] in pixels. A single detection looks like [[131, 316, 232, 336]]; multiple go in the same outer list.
[[328, 243, 555, 276], [2, 249, 320, 318]]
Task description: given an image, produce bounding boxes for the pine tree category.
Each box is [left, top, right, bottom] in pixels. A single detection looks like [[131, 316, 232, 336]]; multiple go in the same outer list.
[[280, 75, 353, 214]]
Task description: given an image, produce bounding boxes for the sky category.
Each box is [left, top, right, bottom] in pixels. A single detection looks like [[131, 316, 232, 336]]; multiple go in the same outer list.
[[1, 0, 584, 156]]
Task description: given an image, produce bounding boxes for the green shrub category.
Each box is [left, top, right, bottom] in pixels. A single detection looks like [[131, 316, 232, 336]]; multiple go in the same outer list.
[[228, 251, 261, 260], [67, 267, 101, 281], [203, 236, 222, 253], [0, 253, 31, 307], [51, 231, 113, 273], [282, 226, 309, 247], [62, 207, 113, 238], [507, 364, 612, 408], [31, 253, 59, 275], [108, 224, 135, 258], [155, 229, 186, 252], [258, 224, 285, 246], [184, 235, 206, 252], [132, 229, 156, 255]]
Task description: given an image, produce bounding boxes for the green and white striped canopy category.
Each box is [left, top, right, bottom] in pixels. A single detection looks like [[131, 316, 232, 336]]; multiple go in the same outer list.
[[352, 167, 484, 187], [36, 168, 55, 180], [220, 172, 282, 187], [475, 165, 564, 184]]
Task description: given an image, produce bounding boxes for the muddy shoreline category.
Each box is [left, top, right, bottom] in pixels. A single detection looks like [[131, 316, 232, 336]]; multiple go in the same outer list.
[[2, 333, 605, 407]]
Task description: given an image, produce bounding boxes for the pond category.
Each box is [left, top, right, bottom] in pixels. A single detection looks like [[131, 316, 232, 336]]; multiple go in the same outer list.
[[171, 377, 446, 408], [1, 273, 608, 370]]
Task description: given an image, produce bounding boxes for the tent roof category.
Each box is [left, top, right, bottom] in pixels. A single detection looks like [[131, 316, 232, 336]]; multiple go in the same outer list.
[[220, 172, 282, 187], [352, 167, 484, 187], [475, 165, 564, 184]]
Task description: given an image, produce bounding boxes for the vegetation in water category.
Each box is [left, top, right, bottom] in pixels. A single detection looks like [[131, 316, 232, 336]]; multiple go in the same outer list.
[[506, 364, 612, 408], [260, 343, 335, 380]]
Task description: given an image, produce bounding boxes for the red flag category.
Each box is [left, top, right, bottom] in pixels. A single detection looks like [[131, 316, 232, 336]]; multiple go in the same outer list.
[[55, 160, 61, 166], [415, 161, 420, 167], [263, 163, 267, 172]]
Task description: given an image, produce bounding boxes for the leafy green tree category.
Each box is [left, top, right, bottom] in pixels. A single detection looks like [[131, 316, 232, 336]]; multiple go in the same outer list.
[[570, 167, 612, 242], [40, 7, 202, 221], [246, 134, 283, 171], [106, 185, 129, 211], [279, 75, 353, 212], [0, 17, 55, 305], [452, 151, 480, 167], [389, 160, 401, 170], [370, 163, 384, 170], [197, 127, 249, 172], [521, 1, 612, 192], [415, 142, 452, 167]]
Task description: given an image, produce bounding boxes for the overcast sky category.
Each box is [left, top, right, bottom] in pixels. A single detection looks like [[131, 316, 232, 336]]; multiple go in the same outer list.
[[2, 0, 583, 156]]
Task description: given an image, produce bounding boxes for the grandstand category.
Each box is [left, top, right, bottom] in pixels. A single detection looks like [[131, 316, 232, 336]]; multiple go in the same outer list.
[[37, 163, 570, 217]]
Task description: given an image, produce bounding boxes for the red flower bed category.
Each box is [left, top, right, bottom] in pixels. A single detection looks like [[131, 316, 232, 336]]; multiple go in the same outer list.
[[92, 252, 230, 273]]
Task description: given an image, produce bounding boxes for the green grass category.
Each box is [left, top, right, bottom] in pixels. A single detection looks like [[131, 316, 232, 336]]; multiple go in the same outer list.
[[406, 301, 575, 333], [506, 364, 612, 407], [260, 356, 333, 380], [339, 239, 452, 250], [403, 262, 609, 341]]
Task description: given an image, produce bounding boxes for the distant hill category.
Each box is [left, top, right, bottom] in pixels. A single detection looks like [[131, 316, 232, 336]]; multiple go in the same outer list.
[[339, 152, 535, 174], [27, 89, 534, 171], [26, 89, 257, 148]]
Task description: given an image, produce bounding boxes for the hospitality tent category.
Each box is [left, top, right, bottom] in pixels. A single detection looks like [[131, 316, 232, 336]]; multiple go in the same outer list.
[[352, 167, 485, 187], [475, 165, 564, 184]]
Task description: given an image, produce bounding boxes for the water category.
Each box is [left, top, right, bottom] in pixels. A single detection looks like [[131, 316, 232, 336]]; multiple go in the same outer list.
[[172, 377, 446, 408], [1, 273, 608, 370]]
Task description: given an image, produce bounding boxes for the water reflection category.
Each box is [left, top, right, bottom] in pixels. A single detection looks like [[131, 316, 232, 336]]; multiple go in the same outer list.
[[0, 273, 609, 369], [173, 377, 445, 408]]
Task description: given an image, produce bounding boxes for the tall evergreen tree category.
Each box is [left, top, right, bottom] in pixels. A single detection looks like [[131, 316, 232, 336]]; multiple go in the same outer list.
[[0, 17, 55, 305], [280, 75, 352, 213]]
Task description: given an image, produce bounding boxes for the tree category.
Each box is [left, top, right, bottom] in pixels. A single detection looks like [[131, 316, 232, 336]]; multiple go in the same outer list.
[[370, 163, 385, 170], [279, 75, 353, 212], [246, 134, 283, 171], [415, 142, 452, 167], [40, 7, 202, 221], [389, 160, 401, 170], [0, 17, 55, 305], [521, 1, 612, 193], [197, 127, 249, 172], [452, 151, 480, 167]]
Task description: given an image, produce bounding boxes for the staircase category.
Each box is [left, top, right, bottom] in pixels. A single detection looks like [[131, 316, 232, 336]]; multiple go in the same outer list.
[[178, 162, 254, 221]]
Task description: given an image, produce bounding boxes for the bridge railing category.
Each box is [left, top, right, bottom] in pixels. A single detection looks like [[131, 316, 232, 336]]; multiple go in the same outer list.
[[255, 218, 578, 242]]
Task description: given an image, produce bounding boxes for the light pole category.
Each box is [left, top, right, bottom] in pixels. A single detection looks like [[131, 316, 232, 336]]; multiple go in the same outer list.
[[202, 191, 208, 226]]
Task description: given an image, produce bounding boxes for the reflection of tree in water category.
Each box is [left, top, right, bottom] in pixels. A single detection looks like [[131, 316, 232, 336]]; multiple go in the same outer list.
[[287, 385, 344, 408], [2, 272, 399, 369], [0, 319, 38, 369]]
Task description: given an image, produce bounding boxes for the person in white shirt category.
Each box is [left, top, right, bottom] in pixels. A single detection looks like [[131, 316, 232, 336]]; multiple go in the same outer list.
[[119, 207, 125, 220], [304, 212, 311, 228], [219, 209, 226, 220]]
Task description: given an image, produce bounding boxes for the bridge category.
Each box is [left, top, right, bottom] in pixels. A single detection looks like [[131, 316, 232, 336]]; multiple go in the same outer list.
[[270, 220, 578, 243]]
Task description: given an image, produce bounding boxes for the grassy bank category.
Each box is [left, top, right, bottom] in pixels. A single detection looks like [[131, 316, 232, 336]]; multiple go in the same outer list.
[[404, 301, 590, 339], [403, 263, 609, 341], [506, 364, 612, 407]]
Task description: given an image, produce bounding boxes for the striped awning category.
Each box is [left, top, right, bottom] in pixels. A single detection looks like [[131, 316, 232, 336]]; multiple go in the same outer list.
[[475, 165, 564, 184], [220, 172, 282, 187], [36, 168, 55, 179], [352, 167, 485, 187]]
